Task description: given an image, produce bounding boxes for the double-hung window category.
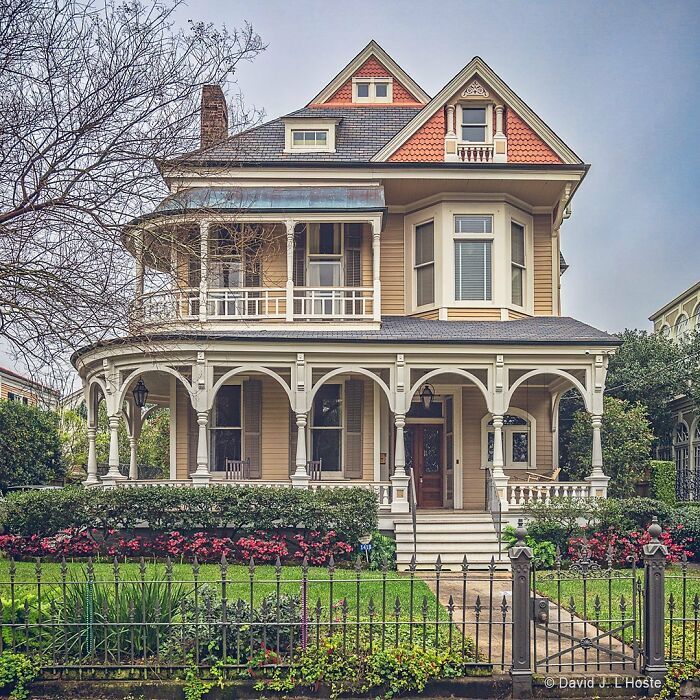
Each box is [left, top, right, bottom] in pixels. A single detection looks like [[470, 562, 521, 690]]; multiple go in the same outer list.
[[511, 221, 526, 307], [414, 221, 435, 307], [461, 107, 488, 142], [308, 223, 342, 314], [211, 385, 242, 472], [311, 384, 342, 472], [454, 215, 492, 301]]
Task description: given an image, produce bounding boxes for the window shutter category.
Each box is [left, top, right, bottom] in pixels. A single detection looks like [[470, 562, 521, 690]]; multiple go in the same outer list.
[[243, 379, 262, 478], [293, 224, 306, 285], [454, 240, 492, 300], [288, 408, 298, 475], [344, 224, 362, 286], [344, 379, 363, 479]]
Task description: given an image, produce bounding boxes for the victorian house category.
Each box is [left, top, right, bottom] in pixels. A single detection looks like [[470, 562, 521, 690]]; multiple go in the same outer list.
[[73, 42, 619, 568]]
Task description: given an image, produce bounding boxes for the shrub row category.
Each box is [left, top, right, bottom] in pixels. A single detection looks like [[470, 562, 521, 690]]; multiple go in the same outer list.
[[0, 485, 378, 544]]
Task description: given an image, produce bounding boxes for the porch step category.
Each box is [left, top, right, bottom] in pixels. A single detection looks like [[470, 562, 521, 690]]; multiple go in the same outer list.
[[393, 513, 509, 572]]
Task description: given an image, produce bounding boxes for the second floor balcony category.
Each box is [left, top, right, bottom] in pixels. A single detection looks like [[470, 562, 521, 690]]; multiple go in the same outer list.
[[128, 185, 385, 328]]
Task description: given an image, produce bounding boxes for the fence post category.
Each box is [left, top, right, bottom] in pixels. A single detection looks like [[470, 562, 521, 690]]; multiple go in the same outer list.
[[643, 517, 668, 682], [509, 522, 533, 699]]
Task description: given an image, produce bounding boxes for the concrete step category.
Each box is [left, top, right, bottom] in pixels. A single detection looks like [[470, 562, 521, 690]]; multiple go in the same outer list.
[[394, 524, 498, 536]]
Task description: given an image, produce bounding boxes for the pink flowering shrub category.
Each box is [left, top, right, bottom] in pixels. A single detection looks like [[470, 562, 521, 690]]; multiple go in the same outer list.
[[568, 526, 693, 567], [292, 530, 353, 565], [0, 527, 352, 564]]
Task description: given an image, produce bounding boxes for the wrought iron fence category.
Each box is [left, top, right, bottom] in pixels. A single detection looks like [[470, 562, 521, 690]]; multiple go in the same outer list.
[[0, 554, 511, 677], [665, 555, 700, 663]]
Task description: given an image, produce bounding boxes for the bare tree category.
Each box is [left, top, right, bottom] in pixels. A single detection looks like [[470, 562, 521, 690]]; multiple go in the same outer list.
[[0, 0, 264, 372]]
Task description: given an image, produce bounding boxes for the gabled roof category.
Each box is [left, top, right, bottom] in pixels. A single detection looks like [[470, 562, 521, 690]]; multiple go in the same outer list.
[[372, 57, 582, 165], [308, 40, 430, 106]]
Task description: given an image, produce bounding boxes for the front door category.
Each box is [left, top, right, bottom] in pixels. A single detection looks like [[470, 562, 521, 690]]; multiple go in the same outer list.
[[405, 425, 443, 508]]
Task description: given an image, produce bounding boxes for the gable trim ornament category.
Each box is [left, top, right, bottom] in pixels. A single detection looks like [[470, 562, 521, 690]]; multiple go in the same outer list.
[[461, 80, 489, 98]]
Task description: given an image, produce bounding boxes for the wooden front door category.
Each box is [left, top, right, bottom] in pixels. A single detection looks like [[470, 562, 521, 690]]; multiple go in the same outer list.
[[405, 424, 444, 508]]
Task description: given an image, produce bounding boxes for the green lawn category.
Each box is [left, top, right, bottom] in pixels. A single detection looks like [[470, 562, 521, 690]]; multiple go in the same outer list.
[[0, 559, 442, 622]]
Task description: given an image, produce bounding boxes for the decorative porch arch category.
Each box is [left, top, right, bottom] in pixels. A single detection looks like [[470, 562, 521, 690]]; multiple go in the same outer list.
[[406, 368, 490, 412], [306, 366, 394, 412], [115, 364, 195, 409], [209, 364, 293, 410], [506, 368, 590, 412]]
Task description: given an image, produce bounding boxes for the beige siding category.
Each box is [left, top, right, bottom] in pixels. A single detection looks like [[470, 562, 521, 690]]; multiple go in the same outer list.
[[261, 376, 291, 480], [507, 387, 552, 476], [412, 309, 440, 319], [380, 214, 405, 315], [175, 383, 192, 479], [362, 379, 375, 480], [461, 386, 488, 509], [448, 308, 502, 320], [508, 309, 529, 320], [261, 226, 287, 289], [533, 214, 554, 315], [360, 223, 372, 288]]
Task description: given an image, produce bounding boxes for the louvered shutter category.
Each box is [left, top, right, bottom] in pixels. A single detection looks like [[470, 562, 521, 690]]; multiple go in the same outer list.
[[293, 224, 306, 315], [344, 379, 363, 479], [344, 224, 362, 315], [454, 240, 492, 301], [243, 379, 262, 478], [288, 408, 298, 475]]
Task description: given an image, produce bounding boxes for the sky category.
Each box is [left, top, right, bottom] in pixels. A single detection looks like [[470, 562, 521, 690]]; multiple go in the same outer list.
[[2, 0, 700, 378]]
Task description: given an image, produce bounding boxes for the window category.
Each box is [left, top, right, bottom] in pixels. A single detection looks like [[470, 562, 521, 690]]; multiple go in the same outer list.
[[660, 324, 672, 339], [511, 222, 525, 306], [211, 385, 242, 472], [693, 304, 700, 329], [352, 77, 393, 103], [312, 384, 342, 472], [309, 223, 340, 255], [7, 392, 28, 405], [454, 215, 493, 301], [674, 422, 691, 500], [292, 130, 328, 148], [484, 413, 532, 468], [461, 107, 487, 142], [414, 221, 435, 307], [676, 314, 689, 341]]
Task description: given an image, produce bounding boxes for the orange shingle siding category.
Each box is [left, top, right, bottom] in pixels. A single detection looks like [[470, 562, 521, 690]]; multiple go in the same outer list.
[[506, 109, 562, 164], [388, 110, 445, 162], [321, 57, 422, 106]]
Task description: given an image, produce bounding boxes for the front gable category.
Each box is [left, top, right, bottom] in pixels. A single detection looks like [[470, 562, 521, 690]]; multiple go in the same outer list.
[[376, 58, 582, 165], [308, 40, 429, 107]]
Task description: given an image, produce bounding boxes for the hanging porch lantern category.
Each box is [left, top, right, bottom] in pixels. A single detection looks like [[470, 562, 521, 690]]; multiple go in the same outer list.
[[419, 383, 435, 411], [132, 377, 149, 409]]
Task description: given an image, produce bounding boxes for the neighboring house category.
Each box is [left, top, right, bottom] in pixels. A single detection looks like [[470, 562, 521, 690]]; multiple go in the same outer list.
[[649, 280, 700, 501], [72, 41, 620, 568], [0, 366, 60, 410]]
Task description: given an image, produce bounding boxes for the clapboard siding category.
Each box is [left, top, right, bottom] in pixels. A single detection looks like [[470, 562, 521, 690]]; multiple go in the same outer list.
[[533, 214, 554, 315], [380, 214, 405, 315], [448, 308, 502, 320], [508, 386, 552, 476], [261, 376, 290, 480], [175, 382, 192, 479], [461, 386, 488, 510], [362, 379, 374, 480]]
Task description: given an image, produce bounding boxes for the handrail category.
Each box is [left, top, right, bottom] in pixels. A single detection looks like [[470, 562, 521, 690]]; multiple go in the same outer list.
[[408, 466, 418, 560], [485, 467, 503, 560]]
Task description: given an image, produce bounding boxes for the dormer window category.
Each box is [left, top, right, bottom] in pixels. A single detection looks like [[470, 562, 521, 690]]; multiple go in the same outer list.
[[284, 118, 338, 153], [461, 106, 489, 143], [352, 77, 393, 103]]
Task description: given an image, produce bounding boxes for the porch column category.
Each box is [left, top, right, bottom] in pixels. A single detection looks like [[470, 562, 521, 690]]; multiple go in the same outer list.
[[285, 220, 295, 322], [198, 220, 210, 322], [586, 414, 609, 497], [490, 415, 510, 510], [103, 415, 125, 482], [291, 412, 310, 488], [192, 410, 211, 485], [493, 104, 507, 163], [371, 219, 381, 322], [128, 407, 142, 481], [390, 413, 410, 514], [86, 426, 99, 485]]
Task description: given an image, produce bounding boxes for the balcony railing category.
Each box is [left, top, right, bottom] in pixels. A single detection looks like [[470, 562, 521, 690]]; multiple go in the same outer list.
[[140, 286, 375, 324], [458, 144, 494, 163]]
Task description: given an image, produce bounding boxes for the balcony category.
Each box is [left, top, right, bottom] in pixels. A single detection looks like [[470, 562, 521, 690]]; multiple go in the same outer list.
[[140, 285, 376, 324], [457, 144, 494, 163]]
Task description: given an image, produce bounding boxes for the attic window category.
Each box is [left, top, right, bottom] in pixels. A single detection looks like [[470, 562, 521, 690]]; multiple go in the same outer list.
[[284, 119, 338, 153], [353, 77, 393, 103]]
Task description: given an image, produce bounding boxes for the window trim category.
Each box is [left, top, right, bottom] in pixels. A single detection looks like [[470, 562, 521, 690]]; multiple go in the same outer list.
[[352, 76, 393, 104], [414, 219, 435, 308], [510, 219, 526, 307], [284, 119, 338, 153], [676, 313, 690, 341], [210, 381, 244, 472], [458, 103, 493, 144], [480, 409, 537, 469]]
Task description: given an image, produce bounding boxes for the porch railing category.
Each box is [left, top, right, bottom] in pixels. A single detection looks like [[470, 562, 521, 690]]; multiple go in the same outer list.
[[458, 144, 494, 163], [294, 287, 374, 319], [484, 468, 503, 559], [507, 480, 591, 507]]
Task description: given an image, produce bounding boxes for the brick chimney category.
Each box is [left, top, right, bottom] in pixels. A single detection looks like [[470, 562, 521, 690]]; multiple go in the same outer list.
[[200, 85, 228, 149]]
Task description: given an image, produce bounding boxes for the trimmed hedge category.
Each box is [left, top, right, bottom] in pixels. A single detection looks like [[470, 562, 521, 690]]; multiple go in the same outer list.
[[649, 460, 676, 506], [670, 503, 700, 561], [0, 485, 378, 544]]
